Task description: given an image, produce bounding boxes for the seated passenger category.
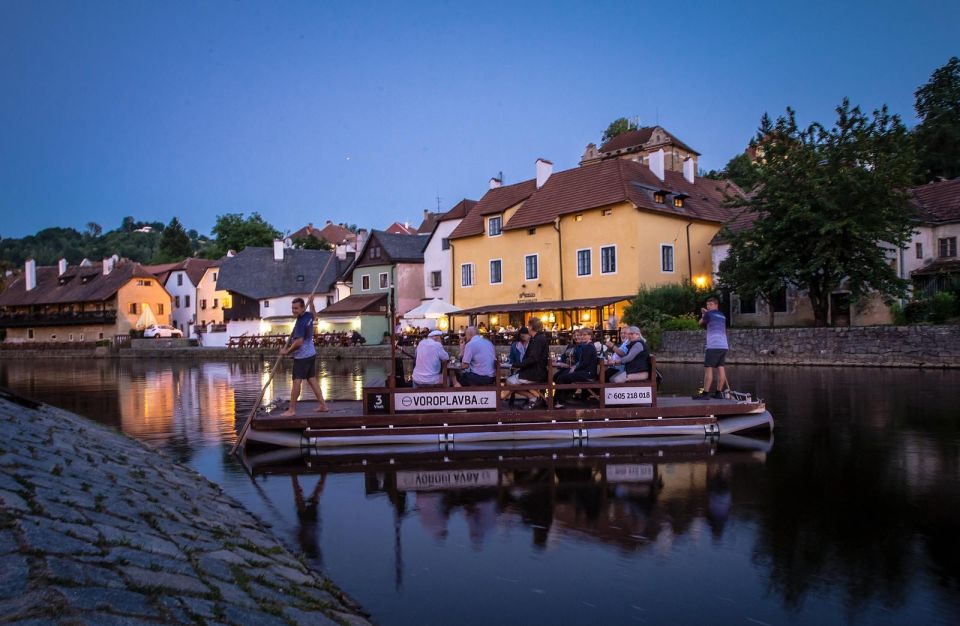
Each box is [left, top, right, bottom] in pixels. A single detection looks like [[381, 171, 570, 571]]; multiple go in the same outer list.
[[605, 326, 651, 383], [553, 329, 599, 409], [455, 326, 497, 386], [508, 327, 530, 367], [504, 317, 549, 409], [412, 330, 450, 387]]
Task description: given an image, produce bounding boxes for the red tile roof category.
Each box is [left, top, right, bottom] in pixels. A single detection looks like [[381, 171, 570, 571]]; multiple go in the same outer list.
[[439, 199, 477, 222], [448, 179, 538, 239], [910, 177, 960, 224], [385, 222, 418, 235], [503, 159, 739, 231], [290, 222, 357, 245], [599, 126, 700, 157], [0, 261, 161, 307]]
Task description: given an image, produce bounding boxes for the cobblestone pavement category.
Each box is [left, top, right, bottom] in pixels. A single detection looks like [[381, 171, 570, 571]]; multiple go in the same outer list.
[[0, 393, 372, 625]]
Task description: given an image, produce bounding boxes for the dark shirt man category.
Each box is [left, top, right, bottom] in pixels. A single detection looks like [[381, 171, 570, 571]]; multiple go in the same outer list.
[[280, 297, 327, 416]]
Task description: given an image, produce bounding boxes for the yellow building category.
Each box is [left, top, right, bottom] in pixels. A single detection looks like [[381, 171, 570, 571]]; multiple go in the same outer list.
[[0, 257, 172, 343], [448, 153, 738, 328]]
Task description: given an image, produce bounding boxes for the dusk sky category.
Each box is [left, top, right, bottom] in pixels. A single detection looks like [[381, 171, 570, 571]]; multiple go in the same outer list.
[[1, 0, 957, 238]]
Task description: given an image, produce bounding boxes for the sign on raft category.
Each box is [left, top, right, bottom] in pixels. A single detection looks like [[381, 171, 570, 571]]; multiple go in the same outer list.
[[604, 386, 654, 406], [605, 464, 655, 483], [396, 469, 499, 491], [395, 390, 499, 412]]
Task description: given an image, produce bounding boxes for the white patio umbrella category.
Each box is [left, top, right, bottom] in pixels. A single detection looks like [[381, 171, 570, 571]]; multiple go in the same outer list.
[[135, 303, 158, 329], [404, 298, 461, 319]]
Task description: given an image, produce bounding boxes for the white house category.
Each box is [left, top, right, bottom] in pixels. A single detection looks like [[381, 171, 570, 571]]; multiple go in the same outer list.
[[421, 198, 477, 305], [162, 258, 219, 337]]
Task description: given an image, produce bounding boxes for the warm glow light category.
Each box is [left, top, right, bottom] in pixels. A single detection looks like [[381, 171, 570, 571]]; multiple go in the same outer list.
[[318, 321, 330, 331], [437, 317, 449, 330], [582, 311, 590, 321], [351, 317, 361, 329], [490, 315, 499, 325], [693, 275, 710, 288]]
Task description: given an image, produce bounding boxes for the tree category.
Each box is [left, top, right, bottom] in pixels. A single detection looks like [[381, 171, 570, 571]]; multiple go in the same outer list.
[[292, 236, 332, 251], [154, 217, 193, 263], [717, 232, 788, 327], [914, 56, 960, 181], [723, 153, 761, 191], [601, 117, 638, 143], [121, 216, 136, 232], [85, 222, 102, 238], [204, 212, 281, 258], [721, 100, 917, 326]]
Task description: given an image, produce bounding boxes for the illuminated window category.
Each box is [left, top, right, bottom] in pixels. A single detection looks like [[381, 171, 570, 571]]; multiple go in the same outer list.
[[654, 192, 665, 204], [574, 214, 583, 222], [674, 197, 685, 208]]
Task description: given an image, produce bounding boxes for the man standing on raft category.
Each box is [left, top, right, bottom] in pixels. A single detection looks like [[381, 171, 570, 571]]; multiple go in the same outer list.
[[280, 297, 328, 415]]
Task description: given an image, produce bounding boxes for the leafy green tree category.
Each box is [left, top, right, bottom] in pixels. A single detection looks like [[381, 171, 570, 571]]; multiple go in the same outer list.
[[724, 100, 916, 326], [121, 216, 136, 232], [601, 117, 638, 143], [85, 222, 102, 238], [204, 212, 281, 258], [292, 236, 332, 251], [717, 232, 788, 327], [700, 153, 760, 190], [913, 56, 960, 181], [154, 217, 193, 263]]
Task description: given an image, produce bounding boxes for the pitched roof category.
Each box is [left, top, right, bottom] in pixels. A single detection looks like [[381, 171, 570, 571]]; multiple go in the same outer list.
[[215, 247, 347, 300], [316, 293, 388, 317], [599, 126, 700, 157], [439, 198, 477, 222], [142, 262, 180, 285], [160, 258, 219, 288], [290, 222, 357, 245], [910, 177, 960, 224], [356, 231, 428, 267], [417, 212, 441, 235], [0, 260, 160, 307], [709, 209, 759, 245], [504, 159, 739, 231], [448, 179, 538, 239], [385, 222, 418, 235]]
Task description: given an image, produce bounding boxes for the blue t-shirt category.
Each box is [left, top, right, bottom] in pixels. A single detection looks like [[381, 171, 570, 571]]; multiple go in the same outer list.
[[704, 309, 728, 350], [291, 311, 316, 359]]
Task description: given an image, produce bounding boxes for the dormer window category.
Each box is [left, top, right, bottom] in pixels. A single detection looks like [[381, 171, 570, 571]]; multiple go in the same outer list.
[[654, 192, 666, 204], [674, 197, 684, 208], [488, 216, 502, 237], [370, 245, 382, 259], [574, 214, 583, 222]]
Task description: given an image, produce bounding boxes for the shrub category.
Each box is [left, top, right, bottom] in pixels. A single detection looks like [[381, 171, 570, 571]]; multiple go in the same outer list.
[[903, 300, 929, 324], [889, 302, 908, 326], [928, 292, 958, 323], [662, 314, 701, 331], [624, 281, 712, 327]]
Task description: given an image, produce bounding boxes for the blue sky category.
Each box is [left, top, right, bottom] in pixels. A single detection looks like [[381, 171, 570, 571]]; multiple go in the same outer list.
[[1, 0, 957, 238]]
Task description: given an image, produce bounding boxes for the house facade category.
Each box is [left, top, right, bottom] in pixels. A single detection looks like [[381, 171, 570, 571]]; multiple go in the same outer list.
[[214, 242, 349, 345], [448, 154, 734, 326], [580, 125, 701, 173], [317, 230, 427, 343], [161, 258, 219, 337], [906, 177, 960, 296], [421, 199, 476, 304], [0, 257, 172, 343]]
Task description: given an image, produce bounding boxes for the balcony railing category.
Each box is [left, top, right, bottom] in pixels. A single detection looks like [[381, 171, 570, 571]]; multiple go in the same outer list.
[[0, 310, 118, 328]]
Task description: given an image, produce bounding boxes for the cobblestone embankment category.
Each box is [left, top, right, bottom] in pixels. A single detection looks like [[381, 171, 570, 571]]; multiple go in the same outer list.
[[0, 392, 371, 626]]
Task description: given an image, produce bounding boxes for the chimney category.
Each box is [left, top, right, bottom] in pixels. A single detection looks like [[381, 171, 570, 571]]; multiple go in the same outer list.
[[356, 228, 367, 252], [489, 177, 502, 189], [423, 208, 430, 220], [58, 258, 68, 276], [649, 148, 665, 181], [25, 259, 37, 291], [102, 257, 113, 275], [226, 249, 236, 257], [536, 158, 553, 189], [273, 240, 284, 261], [683, 157, 695, 184]]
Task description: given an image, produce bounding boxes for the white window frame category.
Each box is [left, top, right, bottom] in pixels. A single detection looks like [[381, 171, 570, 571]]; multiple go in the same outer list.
[[488, 216, 502, 237], [361, 275, 371, 291], [600, 245, 617, 275], [461, 263, 475, 288], [524, 254, 539, 280], [660, 244, 675, 273], [489, 259, 503, 285], [576, 248, 592, 277], [379, 272, 389, 289]]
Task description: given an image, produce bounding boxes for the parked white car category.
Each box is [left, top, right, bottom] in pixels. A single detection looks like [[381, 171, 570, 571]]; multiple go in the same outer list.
[[144, 325, 183, 339]]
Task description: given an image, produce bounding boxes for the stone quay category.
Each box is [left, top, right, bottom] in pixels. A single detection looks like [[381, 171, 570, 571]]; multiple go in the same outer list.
[[0, 391, 371, 626]]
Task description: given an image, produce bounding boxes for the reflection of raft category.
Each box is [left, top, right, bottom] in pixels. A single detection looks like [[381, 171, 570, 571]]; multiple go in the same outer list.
[[244, 385, 773, 449]]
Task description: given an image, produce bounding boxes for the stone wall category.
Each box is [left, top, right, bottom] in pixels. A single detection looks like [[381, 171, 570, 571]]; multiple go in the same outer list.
[[659, 325, 960, 368]]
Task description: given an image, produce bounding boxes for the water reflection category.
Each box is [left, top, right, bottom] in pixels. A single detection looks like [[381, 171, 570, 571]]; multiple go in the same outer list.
[[2, 359, 959, 625]]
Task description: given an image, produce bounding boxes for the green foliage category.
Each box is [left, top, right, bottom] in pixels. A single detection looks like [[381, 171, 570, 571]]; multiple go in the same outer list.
[[153, 217, 193, 263], [204, 212, 281, 259], [889, 301, 907, 326], [928, 292, 958, 323], [903, 300, 929, 324], [913, 56, 960, 181], [623, 282, 711, 327], [662, 314, 701, 331], [601, 117, 638, 143], [723, 152, 761, 191], [724, 100, 917, 326], [292, 236, 332, 251]]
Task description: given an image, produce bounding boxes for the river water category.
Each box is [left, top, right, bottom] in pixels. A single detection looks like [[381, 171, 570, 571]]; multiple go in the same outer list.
[[1, 358, 959, 626]]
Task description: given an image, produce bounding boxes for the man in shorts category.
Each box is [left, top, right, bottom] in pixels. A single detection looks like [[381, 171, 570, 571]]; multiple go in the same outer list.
[[280, 297, 328, 416], [694, 296, 728, 400]]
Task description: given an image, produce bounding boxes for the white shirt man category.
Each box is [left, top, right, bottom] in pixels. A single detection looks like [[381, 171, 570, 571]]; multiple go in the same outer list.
[[412, 330, 450, 386]]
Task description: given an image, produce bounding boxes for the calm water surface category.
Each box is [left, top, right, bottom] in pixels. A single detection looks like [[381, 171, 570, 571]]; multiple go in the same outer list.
[[2, 358, 959, 626]]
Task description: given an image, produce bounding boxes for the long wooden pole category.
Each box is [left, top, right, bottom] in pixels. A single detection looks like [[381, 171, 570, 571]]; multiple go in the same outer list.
[[231, 250, 337, 455]]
